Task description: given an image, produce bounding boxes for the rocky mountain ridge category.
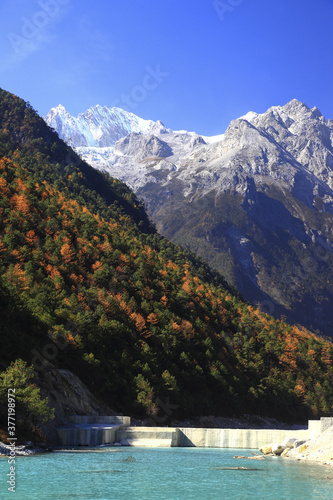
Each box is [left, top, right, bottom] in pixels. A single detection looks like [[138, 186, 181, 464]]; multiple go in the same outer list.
[[45, 99, 333, 199]]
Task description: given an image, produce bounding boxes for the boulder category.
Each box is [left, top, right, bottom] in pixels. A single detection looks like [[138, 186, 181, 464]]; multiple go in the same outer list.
[[294, 439, 307, 448], [271, 443, 286, 456], [282, 438, 297, 448], [281, 448, 291, 457], [259, 445, 272, 455]]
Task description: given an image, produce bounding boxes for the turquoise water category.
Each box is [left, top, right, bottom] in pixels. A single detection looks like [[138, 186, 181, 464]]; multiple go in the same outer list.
[[1, 447, 333, 499]]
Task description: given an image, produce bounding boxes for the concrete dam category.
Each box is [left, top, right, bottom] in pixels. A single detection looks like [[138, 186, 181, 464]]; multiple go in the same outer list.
[[57, 416, 328, 449]]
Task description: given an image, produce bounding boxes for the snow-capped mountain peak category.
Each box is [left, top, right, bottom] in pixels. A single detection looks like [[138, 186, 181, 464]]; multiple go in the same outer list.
[[44, 99, 333, 196], [239, 111, 258, 124], [44, 104, 161, 148]]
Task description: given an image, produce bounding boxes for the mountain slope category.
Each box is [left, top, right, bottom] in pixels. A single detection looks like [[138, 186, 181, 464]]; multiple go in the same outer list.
[[1, 88, 333, 424], [49, 99, 333, 337], [0, 91, 154, 234]]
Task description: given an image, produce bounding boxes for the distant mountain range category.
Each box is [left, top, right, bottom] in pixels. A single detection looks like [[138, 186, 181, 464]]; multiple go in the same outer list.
[[44, 100, 333, 337]]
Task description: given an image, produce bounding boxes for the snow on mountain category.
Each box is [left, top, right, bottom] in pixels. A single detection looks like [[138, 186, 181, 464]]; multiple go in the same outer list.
[[74, 100, 333, 204], [44, 104, 160, 148], [45, 99, 333, 203]]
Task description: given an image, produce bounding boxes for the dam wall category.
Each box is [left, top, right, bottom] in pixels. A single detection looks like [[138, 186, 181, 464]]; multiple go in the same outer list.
[[116, 426, 310, 449], [116, 427, 179, 447], [57, 416, 330, 448], [175, 427, 309, 448]]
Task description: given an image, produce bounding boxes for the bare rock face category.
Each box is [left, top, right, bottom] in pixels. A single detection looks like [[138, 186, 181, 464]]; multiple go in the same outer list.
[[38, 368, 114, 420], [45, 99, 333, 336], [114, 133, 173, 160], [36, 367, 115, 444]]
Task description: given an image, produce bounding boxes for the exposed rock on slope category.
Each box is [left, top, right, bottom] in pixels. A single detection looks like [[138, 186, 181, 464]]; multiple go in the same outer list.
[[114, 133, 173, 159], [36, 367, 115, 444]]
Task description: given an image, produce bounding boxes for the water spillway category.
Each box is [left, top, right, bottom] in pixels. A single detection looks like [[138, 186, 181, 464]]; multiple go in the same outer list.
[[116, 427, 179, 447], [57, 416, 130, 446]]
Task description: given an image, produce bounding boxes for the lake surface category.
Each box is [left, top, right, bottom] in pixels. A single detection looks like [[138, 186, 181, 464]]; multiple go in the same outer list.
[[1, 447, 333, 499]]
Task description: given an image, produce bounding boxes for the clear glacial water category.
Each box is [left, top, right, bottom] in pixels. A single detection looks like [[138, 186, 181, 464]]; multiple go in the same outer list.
[[1, 447, 333, 500]]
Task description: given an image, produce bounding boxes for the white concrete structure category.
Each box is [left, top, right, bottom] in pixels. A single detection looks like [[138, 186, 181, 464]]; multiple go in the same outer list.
[[57, 416, 130, 446], [116, 426, 310, 449], [57, 416, 330, 449]]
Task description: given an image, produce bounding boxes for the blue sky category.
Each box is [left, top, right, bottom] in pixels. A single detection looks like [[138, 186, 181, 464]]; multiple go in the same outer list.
[[0, 0, 333, 136]]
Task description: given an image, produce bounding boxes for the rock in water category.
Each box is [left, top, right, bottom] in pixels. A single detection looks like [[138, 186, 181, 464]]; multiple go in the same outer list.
[[259, 446, 272, 455]]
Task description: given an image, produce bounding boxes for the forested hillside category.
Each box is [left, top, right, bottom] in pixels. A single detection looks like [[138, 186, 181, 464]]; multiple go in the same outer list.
[[1, 88, 333, 423]]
